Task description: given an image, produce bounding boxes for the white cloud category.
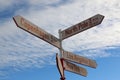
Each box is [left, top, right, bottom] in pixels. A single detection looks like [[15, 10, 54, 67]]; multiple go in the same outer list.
[[81, 49, 111, 58], [29, 0, 60, 5], [0, 0, 22, 12], [0, 29, 58, 68], [0, 0, 14, 11]]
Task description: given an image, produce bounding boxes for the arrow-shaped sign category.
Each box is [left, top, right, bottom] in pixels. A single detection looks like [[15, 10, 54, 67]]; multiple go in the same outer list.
[[13, 16, 60, 49], [63, 60, 87, 77], [62, 50, 97, 68], [61, 14, 104, 40], [56, 53, 64, 78]]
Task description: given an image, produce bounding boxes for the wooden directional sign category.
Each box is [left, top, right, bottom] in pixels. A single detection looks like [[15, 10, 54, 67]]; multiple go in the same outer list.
[[63, 60, 87, 77], [62, 50, 97, 68], [61, 14, 104, 40], [56, 53, 64, 78], [13, 16, 60, 48]]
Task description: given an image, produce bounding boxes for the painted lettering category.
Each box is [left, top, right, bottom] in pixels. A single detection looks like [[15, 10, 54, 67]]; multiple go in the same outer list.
[[20, 18, 30, 30], [73, 25, 78, 33]]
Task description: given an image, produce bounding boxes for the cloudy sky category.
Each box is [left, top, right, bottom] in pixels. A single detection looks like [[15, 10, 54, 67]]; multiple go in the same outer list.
[[0, 0, 120, 80]]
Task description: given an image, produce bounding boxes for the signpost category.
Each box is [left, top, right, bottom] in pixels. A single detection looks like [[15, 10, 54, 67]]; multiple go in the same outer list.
[[61, 14, 104, 40], [13, 14, 105, 80], [13, 16, 60, 49], [62, 50, 97, 68], [63, 60, 87, 77]]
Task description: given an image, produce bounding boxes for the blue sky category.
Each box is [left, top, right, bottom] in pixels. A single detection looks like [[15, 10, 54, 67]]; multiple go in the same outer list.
[[0, 0, 120, 80]]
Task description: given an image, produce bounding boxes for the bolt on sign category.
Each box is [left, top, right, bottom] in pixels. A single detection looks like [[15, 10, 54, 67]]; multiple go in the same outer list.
[[63, 60, 87, 77], [13, 16, 60, 49], [56, 53, 64, 78], [62, 50, 97, 68], [61, 14, 104, 40]]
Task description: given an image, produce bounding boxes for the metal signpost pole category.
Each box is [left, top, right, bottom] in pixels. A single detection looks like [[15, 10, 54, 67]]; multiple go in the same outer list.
[[59, 29, 65, 80], [59, 29, 63, 57]]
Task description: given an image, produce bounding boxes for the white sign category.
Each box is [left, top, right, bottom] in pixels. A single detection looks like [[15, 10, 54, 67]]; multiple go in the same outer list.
[[61, 14, 104, 40], [56, 53, 64, 78], [13, 16, 60, 48], [63, 60, 87, 77], [62, 50, 97, 68]]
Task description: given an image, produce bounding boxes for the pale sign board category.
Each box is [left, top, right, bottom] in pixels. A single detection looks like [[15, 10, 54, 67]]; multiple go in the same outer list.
[[61, 14, 104, 40], [13, 16, 60, 48], [56, 53, 64, 78], [63, 60, 87, 77], [62, 50, 97, 68]]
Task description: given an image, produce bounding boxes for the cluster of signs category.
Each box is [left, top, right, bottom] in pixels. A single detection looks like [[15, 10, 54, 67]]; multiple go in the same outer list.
[[13, 14, 104, 79], [56, 50, 97, 78]]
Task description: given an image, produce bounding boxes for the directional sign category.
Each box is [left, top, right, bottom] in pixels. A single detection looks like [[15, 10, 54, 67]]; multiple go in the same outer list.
[[56, 53, 64, 78], [61, 14, 104, 40], [63, 60, 87, 77], [62, 50, 97, 68], [13, 16, 60, 48]]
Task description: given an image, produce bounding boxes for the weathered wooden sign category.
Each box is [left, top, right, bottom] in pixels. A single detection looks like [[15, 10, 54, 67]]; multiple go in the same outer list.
[[62, 50, 97, 68], [61, 14, 104, 40], [13, 16, 60, 48], [63, 60, 87, 77], [56, 53, 64, 78]]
